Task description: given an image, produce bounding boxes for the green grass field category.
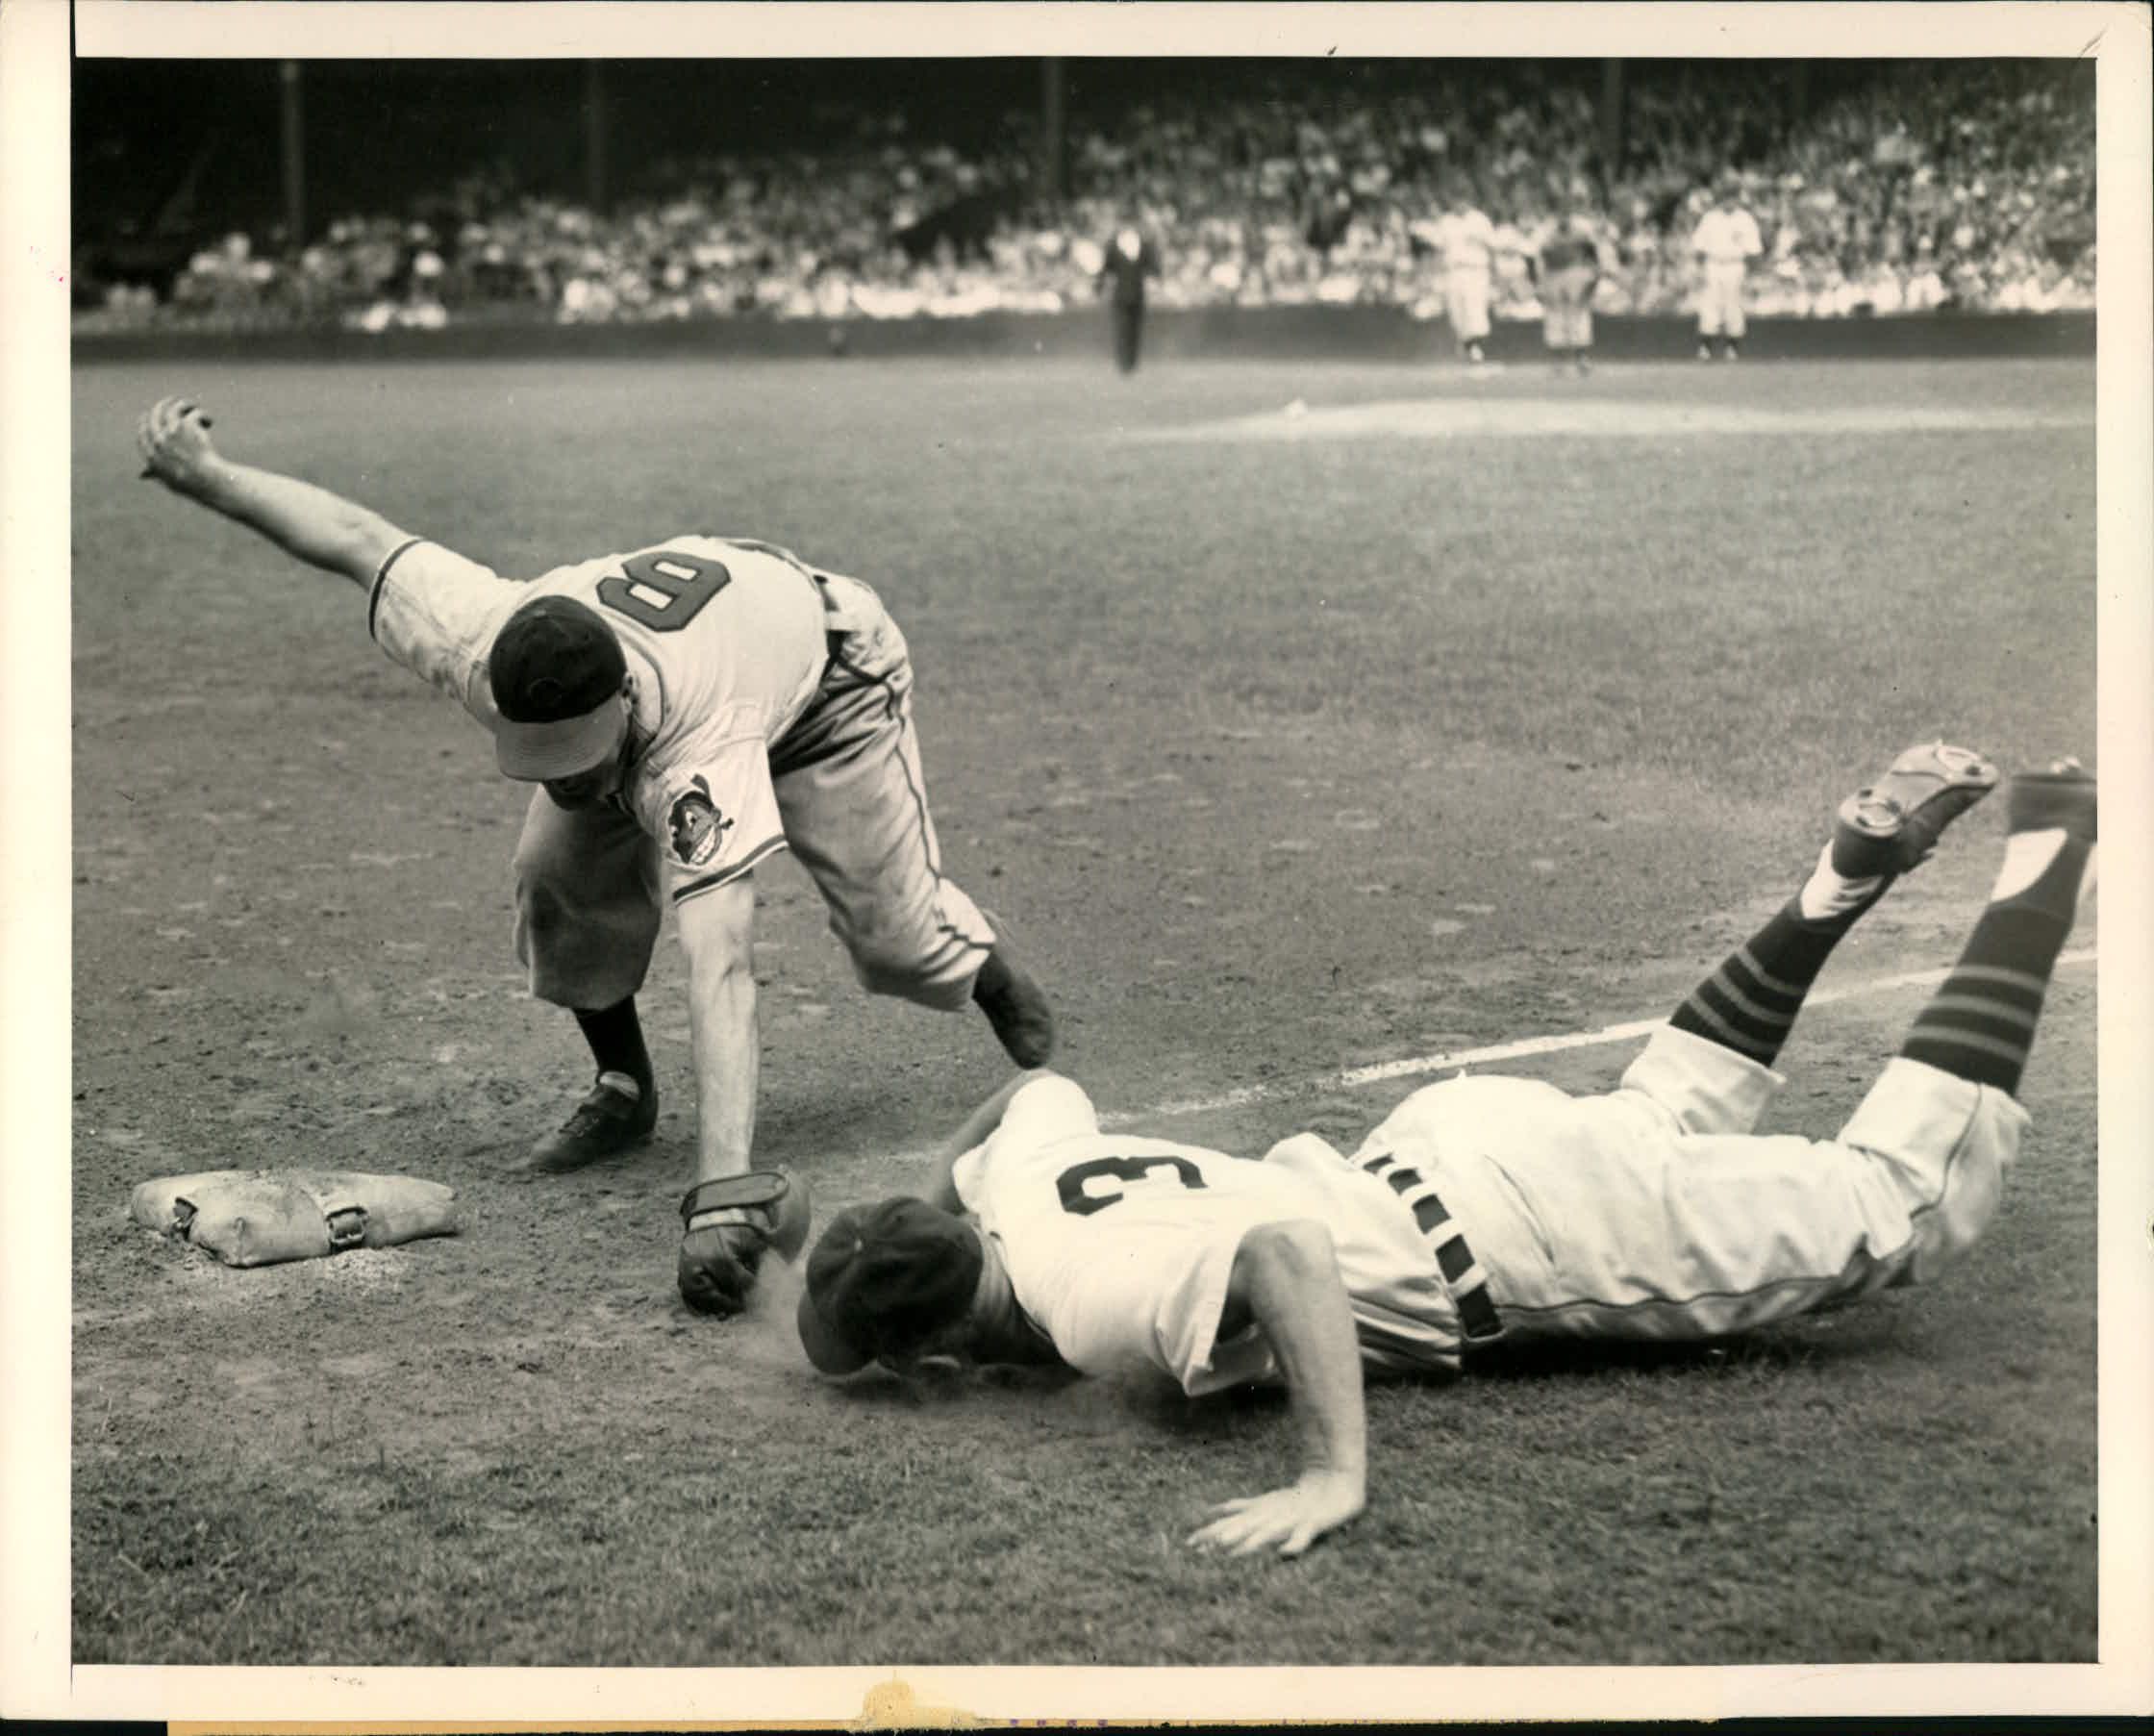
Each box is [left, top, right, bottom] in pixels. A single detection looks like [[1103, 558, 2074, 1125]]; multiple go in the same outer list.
[[68, 351, 2098, 1670]]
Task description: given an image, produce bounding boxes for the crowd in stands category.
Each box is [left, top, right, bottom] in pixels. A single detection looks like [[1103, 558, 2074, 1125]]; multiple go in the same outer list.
[[81, 63, 2095, 334]]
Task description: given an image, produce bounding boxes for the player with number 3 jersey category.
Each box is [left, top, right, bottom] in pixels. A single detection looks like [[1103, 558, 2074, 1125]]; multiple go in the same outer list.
[[796, 742, 2094, 1559], [137, 396, 1057, 1319]]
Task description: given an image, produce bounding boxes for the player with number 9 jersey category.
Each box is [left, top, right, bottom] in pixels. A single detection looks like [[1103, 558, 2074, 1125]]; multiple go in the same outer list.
[[134, 395, 1058, 1321], [372, 534, 834, 902]]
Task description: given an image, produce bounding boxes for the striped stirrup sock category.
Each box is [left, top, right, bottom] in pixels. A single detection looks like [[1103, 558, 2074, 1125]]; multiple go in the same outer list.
[[1898, 832, 2091, 1095], [1668, 901, 1846, 1068]]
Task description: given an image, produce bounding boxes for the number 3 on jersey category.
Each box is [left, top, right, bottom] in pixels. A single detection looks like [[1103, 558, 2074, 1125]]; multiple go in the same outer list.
[[596, 549, 731, 632], [1057, 1153, 1208, 1217]]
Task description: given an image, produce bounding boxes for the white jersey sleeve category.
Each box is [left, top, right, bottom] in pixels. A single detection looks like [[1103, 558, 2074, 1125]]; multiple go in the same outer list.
[[952, 1073, 1104, 1186], [635, 738, 789, 903], [1020, 1181, 1280, 1396], [365, 539, 523, 726]]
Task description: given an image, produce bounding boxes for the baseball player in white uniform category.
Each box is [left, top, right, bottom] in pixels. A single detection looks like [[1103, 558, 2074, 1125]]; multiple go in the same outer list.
[[797, 743, 2096, 1557], [137, 395, 1057, 1318], [1428, 187, 1500, 365], [1691, 177, 1765, 361]]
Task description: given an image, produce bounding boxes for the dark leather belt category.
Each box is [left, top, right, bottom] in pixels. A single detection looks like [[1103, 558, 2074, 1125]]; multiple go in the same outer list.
[[1357, 1150, 1504, 1345]]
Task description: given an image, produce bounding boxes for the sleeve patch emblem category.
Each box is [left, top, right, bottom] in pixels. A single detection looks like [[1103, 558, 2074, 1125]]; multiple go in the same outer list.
[[666, 775, 734, 868]]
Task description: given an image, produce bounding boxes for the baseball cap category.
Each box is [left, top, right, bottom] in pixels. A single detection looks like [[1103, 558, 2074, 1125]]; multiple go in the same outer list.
[[794, 1196, 985, 1374], [487, 594, 629, 781]]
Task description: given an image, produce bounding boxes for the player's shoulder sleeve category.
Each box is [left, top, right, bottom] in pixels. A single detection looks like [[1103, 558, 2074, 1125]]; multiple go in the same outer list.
[[1042, 1215, 1275, 1404], [1150, 1221, 1281, 1396], [367, 539, 519, 723], [1017, 1147, 1288, 1396], [635, 738, 789, 906], [988, 1074, 1100, 1160], [958, 1079, 1105, 1218]]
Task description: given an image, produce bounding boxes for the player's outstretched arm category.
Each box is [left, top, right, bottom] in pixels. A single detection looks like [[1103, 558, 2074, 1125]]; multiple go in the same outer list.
[[137, 396, 415, 590], [1187, 1219, 1368, 1560]]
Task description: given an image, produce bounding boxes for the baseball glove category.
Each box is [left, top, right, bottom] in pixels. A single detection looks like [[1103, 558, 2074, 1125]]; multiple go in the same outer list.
[[676, 1169, 813, 1318]]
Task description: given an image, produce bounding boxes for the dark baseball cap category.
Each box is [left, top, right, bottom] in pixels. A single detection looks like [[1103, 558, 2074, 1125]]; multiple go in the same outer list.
[[795, 1196, 985, 1375], [487, 594, 629, 781]]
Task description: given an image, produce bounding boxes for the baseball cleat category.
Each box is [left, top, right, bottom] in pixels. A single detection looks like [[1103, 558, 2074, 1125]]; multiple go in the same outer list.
[[2007, 758, 2096, 841], [523, 1070, 656, 1173], [1831, 742, 1999, 877], [676, 1170, 812, 1318], [972, 943, 1057, 1069]]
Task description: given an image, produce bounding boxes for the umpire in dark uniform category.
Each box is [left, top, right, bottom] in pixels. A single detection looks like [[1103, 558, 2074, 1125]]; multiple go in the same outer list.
[[1098, 225, 1159, 374]]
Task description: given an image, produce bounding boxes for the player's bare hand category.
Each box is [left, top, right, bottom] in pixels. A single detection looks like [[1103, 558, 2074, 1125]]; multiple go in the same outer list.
[[1186, 1467, 1365, 1559], [137, 396, 220, 492]]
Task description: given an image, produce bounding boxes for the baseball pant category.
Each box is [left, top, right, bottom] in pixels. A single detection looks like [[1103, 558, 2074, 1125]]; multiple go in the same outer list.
[[1697, 262, 1748, 338], [1541, 265, 1596, 350], [511, 571, 996, 1013], [1445, 270, 1491, 344], [1353, 1024, 2026, 1344]]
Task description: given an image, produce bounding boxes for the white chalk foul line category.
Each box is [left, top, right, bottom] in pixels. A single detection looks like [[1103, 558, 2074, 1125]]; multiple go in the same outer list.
[[1098, 946, 2098, 1129]]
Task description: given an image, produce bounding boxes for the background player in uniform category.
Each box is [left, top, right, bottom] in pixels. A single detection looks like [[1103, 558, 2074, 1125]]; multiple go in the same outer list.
[[795, 742, 2095, 1557], [136, 395, 1057, 1318], [1532, 205, 1609, 374], [1425, 183, 1499, 365], [1691, 175, 1765, 361]]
